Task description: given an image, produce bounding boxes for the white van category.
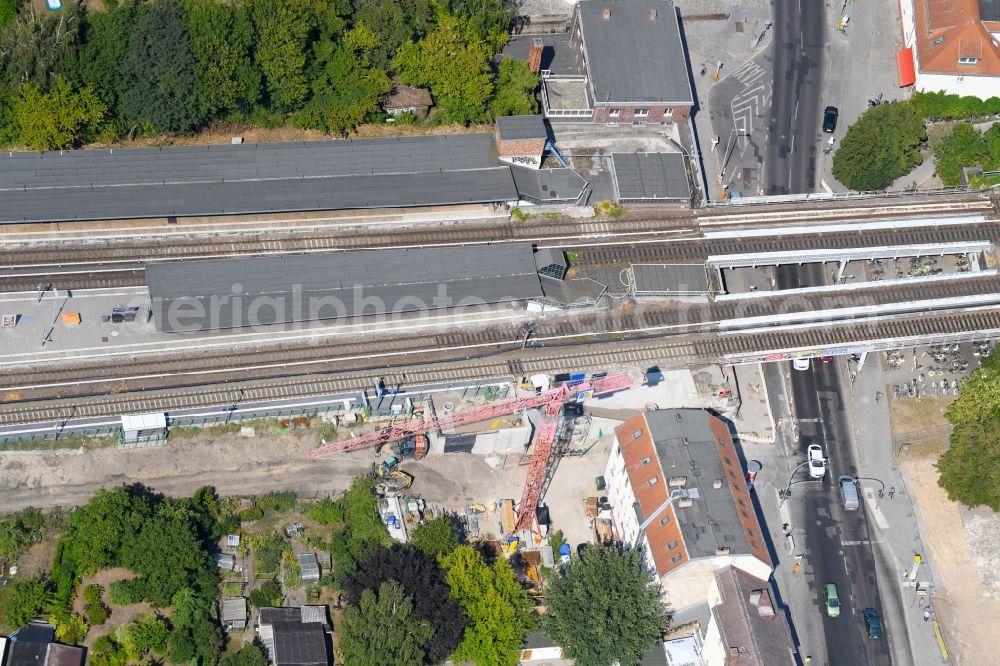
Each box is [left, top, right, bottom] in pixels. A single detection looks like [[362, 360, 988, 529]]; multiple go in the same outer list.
[[838, 475, 859, 511]]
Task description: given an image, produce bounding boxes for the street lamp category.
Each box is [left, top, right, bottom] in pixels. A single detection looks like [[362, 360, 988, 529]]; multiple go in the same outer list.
[[720, 128, 749, 178]]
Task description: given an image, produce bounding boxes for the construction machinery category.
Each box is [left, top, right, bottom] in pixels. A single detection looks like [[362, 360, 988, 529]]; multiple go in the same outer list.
[[308, 373, 633, 532], [374, 456, 414, 494]]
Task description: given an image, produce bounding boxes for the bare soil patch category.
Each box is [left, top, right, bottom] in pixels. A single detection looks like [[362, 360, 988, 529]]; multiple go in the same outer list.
[[73, 568, 155, 648]]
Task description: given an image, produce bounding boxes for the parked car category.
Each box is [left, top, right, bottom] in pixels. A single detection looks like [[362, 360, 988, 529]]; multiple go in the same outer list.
[[864, 607, 882, 639], [807, 444, 826, 479], [823, 106, 839, 133], [793, 358, 810, 371], [820, 356, 834, 364], [825, 583, 841, 618]]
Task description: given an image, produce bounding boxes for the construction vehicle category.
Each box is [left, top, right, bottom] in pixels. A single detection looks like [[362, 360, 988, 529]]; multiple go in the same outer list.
[[373, 456, 414, 494], [308, 373, 633, 533], [391, 434, 428, 460]]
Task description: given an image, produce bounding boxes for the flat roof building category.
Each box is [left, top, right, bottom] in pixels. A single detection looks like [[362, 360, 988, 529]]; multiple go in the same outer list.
[[147, 243, 544, 333], [631, 264, 709, 297], [0, 135, 518, 224], [611, 153, 691, 202]]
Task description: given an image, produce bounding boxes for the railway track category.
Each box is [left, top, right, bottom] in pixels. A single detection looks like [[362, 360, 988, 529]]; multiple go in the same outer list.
[[2, 220, 996, 292], [5, 272, 999, 396], [3, 306, 999, 426]]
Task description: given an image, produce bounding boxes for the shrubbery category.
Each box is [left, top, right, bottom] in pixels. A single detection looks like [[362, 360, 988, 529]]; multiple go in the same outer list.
[[832, 101, 926, 191]]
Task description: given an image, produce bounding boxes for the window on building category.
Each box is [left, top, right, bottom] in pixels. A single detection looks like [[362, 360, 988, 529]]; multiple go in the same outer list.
[[667, 540, 678, 550], [741, 510, 750, 519], [632, 429, 643, 439], [663, 108, 673, 116], [641, 456, 651, 466], [635, 109, 649, 117], [659, 515, 671, 526], [609, 108, 621, 117], [647, 476, 659, 486], [671, 553, 682, 563], [958, 57, 978, 65], [751, 540, 760, 549]]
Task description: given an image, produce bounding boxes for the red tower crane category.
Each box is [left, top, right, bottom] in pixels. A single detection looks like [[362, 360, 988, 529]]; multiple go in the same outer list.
[[306, 373, 633, 529]]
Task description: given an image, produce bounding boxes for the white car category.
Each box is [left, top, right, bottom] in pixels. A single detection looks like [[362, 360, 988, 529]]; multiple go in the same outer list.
[[807, 445, 826, 479], [793, 357, 810, 371]]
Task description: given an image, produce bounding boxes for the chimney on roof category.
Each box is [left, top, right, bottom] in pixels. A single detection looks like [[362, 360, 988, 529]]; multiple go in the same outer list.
[[712, 479, 724, 489], [528, 37, 543, 73], [715, 546, 730, 556], [649, 8, 657, 20], [752, 588, 776, 619], [678, 497, 694, 508], [602, 7, 611, 19]]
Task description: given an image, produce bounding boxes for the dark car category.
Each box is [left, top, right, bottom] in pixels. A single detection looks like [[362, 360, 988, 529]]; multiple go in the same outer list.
[[823, 106, 839, 133], [863, 607, 882, 639]]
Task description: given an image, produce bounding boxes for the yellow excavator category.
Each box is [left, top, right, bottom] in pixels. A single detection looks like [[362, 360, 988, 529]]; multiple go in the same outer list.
[[374, 456, 414, 494]]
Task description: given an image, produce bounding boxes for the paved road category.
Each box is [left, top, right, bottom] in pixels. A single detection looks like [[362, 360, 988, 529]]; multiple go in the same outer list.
[[765, 0, 826, 194], [777, 263, 901, 665]]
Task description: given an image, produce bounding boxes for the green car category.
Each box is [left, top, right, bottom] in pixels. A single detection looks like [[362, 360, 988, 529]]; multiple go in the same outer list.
[[825, 583, 841, 618]]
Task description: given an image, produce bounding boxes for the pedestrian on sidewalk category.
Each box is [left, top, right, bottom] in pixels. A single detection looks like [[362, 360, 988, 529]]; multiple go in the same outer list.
[[889, 486, 895, 499]]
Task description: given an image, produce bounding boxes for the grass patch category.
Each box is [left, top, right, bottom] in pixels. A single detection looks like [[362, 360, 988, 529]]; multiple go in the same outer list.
[[969, 171, 1000, 189], [0, 434, 118, 452]]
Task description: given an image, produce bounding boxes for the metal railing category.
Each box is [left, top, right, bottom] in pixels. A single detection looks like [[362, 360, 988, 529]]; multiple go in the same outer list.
[[707, 185, 978, 207]]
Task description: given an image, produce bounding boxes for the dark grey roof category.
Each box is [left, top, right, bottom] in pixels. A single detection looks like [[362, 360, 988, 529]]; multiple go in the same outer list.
[[0, 135, 518, 223], [7, 641, 47, 666], [645, 409, 752, 560], [147, 243, 544, 332], [577, 0, 694, 104], [981, 0, 1000, 22], [639, 642, 669, 666], [496, 115, 547, 140], [45, 644, 85, 666], [271, 622, 329, 666], [258, 607, 302, 625], [612, 153, 690, 201], [511, 165, 589, 203], [523, 631, 559, 650], [712, 567, 797, 666], [632, 264, 709, 295], [534, 248, 567, 278], [11, 624, 54, 644]]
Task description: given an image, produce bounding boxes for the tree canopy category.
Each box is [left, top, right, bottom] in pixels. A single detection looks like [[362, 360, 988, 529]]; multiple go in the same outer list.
[[119, 0, 203, 132], [832, 101, 926, 191], [328, 476, 392, 583], [341, 580, 434, 666], [0, 578, 50, 629], [441, 545, 536, 666], [0, 0, 537, 147], [346, 546, 467, 663], [933, 122, 988, 186], [543, 546, 667, 666], [409, 515, 460, 559], [939, 350, 1000, 508]]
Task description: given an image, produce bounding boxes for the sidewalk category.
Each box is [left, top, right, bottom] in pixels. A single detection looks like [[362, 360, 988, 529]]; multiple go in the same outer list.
[[841, 357, 948, 665]]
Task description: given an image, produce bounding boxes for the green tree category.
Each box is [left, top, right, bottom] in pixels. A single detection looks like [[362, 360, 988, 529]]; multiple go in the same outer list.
[[441, 546, 535, 666], [10, 78, 105, 150], [352, 0, 411, 67], [346, 546, 467, 663], [78, 0, 138, 127], [328, 476, 391, 583], [117, 615, 169, 661], [832, 101, 926, 191], [170, 587, 217, 627], [933, 122, 987, 186], [0, 2, 82, 92], [218, 642, 269, 666], [295, 24, 391, 135], [490, 58, 538, 118], [409, 515, 460, 558], [248, 580, 283, 608], [939, 350, 1000, 509], [340, 580, 433, 666], [50, 608, 89, 645], [394, 13, 493, 124], [448, 0, 515, 48], [0, 0, 20, 27], [119, 0, 203, 132], [544, 547, 666, 666], [0, 577, 49, 628], [247, 0, 312, 112], [183, 0, 261, 119], [986, 123, 1000, 167]]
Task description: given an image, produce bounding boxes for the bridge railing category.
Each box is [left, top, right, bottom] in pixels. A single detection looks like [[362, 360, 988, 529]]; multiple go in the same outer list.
[[706, 185, 979, 207]]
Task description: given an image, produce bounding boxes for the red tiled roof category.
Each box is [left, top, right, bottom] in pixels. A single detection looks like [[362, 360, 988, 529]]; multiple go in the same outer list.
[[913, 0, 1000, 76]]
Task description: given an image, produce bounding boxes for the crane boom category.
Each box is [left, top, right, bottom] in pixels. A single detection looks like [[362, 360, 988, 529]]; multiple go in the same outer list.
[[514, 398, 563, 531], [306, 373, 632, 458]]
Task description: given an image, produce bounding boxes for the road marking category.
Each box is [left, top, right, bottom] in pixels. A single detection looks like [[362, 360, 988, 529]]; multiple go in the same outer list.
[[841, 540, 871, 546], [863, 488, 890, 529]]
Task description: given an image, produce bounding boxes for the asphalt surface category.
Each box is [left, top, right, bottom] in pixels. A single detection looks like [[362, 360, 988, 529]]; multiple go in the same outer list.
[[778, 263, 895, 665], [765, 0, 826, 194]]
